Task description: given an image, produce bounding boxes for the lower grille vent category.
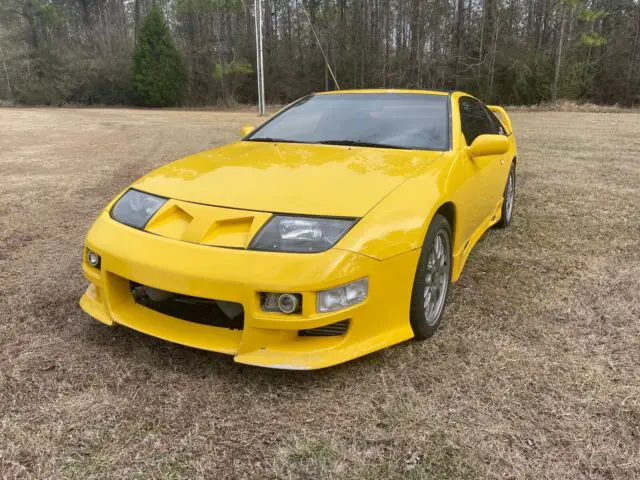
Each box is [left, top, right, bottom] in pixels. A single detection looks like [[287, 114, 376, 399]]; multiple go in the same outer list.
[[299, 320, 350, 337], [130, 282, 244, 330]]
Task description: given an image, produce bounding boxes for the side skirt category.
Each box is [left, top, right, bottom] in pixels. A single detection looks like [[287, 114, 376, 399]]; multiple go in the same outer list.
[[451, 198, 503, 282]]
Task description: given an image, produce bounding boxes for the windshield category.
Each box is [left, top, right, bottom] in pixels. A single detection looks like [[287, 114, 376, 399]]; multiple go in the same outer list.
[[247, 93, 450, 151]]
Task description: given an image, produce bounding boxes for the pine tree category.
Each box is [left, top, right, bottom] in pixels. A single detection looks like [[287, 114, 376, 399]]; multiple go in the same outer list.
[[132, 6, 185, 107]]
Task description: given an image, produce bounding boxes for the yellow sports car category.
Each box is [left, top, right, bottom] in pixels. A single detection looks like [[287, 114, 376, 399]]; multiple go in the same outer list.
[[80, 89, 517, 369]]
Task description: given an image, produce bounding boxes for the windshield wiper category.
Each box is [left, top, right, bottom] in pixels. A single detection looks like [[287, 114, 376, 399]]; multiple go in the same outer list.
[[316, 140, 405, 150], [247, 138, 407, 149], [245, 137, 305, 144]]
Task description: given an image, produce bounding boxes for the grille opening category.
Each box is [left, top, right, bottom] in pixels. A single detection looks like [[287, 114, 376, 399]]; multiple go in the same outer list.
[[299, 319, 350, 337], [130, 282, 244, 330]]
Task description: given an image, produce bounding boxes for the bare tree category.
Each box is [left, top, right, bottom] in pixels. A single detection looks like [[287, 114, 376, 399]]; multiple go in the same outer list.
[[0, 0, 637, 106]]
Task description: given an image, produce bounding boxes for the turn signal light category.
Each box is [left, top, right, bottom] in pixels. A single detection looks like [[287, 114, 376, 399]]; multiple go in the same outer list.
[[317, 278, 368, 313]]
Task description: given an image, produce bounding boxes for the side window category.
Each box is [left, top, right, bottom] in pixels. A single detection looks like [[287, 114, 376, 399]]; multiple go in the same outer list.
[[459, 96, 498, 145]]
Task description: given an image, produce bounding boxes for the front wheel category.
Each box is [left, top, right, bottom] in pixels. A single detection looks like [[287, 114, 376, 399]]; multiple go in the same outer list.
[[409, 214, 452, 340]]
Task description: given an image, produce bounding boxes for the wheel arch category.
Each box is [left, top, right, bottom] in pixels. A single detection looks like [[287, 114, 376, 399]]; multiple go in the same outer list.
[[433, 201, 456, 249]]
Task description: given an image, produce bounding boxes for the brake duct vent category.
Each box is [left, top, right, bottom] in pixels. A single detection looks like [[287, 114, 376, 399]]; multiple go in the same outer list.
[[298, 320, 350, 337]]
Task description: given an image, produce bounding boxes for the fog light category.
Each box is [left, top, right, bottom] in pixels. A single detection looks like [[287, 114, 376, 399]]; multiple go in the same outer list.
[[317, 278, 368, 313], [261, 292, 302, 314], [87, 250, 101, 268], [277, 293, 300, 314]]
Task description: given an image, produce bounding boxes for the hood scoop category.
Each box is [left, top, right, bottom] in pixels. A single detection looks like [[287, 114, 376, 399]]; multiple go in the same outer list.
[[144, 200, 271, 248]]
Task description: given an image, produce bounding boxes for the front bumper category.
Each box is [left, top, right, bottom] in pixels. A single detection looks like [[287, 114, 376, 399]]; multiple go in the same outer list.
[[80, 212, 418, 369]]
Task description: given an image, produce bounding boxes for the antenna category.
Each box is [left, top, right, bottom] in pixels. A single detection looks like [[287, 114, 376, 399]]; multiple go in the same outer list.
[[298, 0, 340, 90], [254, 0, 265, 115]]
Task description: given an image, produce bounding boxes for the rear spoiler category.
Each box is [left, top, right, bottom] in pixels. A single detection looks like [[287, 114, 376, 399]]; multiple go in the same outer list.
[[488, 105, 513, 134]]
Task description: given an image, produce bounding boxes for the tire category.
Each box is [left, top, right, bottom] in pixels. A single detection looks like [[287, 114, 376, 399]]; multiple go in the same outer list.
[[409, 213, 452, 340], [495, 163, 516, 229]]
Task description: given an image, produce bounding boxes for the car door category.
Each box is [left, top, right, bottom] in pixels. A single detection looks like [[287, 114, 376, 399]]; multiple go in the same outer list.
[[480, 103, 511, 205], [458, 96, 506, 225]]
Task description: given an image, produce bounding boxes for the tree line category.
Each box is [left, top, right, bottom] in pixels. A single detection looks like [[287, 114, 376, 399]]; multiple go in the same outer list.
[[0, 0, 639, 107]]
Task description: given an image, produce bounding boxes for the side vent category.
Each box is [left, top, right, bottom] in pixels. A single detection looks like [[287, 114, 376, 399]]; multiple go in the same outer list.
[[299, 320, 350, 337]]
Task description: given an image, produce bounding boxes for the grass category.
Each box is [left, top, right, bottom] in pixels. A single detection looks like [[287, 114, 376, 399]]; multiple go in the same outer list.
[[0, 108, 639, 479], [506, 99, 640, 113]]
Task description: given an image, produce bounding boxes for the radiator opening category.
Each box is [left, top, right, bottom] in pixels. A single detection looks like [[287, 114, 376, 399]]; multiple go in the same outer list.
[[130, 282, 244, 330]]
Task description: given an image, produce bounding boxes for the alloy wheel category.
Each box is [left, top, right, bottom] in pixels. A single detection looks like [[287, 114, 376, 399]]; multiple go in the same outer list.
[[505, 170, 515, 221], [423, 230, 450, 326]]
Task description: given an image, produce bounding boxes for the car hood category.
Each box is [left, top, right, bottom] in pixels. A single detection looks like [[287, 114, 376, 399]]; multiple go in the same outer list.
[[133, 141, 444, 217]]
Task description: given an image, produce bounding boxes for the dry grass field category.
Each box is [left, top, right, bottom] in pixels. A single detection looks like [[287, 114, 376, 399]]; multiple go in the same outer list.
[[1, 107, 639, 479]]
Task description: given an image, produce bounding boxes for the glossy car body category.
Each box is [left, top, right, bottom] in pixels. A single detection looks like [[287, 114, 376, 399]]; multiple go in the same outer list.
[[80, 89, 517, 369]]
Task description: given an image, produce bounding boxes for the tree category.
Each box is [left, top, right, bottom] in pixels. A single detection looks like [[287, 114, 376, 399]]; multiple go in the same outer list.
[[132, 6, 185, 107], [1, 0, 639, 107]]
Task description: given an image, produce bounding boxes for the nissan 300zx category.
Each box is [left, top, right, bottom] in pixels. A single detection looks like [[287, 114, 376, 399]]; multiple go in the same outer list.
[[80, 89, 517, 369]]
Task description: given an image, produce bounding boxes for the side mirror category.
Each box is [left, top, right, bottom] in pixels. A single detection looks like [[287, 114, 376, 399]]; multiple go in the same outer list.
[[239, 125, 255, 138], [468, 134, 509, 157]]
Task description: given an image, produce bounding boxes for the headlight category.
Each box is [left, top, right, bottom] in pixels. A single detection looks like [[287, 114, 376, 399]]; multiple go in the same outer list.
[[317, 278, 368, 312], [111, 189, 167, 229], [250, 215, 355, 253]]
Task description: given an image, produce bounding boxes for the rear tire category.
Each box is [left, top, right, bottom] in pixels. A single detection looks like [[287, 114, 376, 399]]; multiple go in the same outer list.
[[409, 214, 452, 340], [495, 163, 516, 229]]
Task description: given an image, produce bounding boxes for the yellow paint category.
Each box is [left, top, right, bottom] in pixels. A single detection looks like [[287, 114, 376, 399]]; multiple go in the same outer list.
[[467, 134, 508, 158], [317, 88, 451, 96], [146, 200, 271, 248], [488, 105, 513, 133], [239, 125, 255, 137], [130, 140, 444, 217], [80, 90, 517, 369]]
